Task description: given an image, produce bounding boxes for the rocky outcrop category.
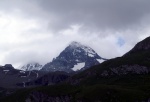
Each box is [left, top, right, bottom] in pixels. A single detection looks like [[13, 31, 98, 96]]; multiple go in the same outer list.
[[101, 65, 149, 77]]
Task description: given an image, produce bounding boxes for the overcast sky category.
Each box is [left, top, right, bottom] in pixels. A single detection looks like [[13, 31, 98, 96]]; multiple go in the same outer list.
[[0, 0, 150, 68]]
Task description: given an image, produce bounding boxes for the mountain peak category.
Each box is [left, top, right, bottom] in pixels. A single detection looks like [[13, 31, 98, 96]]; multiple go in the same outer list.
[[68, 41, 97, 56], [41, 42, 105, 72], [69, 41, 82, 48], [70, 41, 80, 45]]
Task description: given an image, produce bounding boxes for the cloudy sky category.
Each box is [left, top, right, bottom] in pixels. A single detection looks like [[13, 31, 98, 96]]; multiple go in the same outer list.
[[0, 0, 150, 68]]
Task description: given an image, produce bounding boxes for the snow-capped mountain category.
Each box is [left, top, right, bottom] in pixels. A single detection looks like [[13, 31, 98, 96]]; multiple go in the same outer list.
[[21, 62, 43, 71], [41, 41, 106, 72]]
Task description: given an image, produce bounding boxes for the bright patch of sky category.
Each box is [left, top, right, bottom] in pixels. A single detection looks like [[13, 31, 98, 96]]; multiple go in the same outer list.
[[117, 37, 125, 47]]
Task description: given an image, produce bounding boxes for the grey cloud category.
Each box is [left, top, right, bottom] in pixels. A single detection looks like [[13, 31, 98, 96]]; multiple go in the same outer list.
[[1, 0, 150, 32], [33, 0, 150, 32]]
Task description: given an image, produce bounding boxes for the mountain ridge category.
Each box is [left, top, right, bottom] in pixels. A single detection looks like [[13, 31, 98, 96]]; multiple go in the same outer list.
[[124, 36, 150, 56]]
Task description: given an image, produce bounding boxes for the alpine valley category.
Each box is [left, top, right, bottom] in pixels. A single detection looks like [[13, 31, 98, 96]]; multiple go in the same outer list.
[[0, 37, 150, 102]]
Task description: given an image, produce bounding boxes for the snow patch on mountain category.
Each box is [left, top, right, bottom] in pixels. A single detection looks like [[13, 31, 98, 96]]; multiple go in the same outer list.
[[97, 59, 105, 63], [72, 62, 85, 71], [88, 53, 94, 57]]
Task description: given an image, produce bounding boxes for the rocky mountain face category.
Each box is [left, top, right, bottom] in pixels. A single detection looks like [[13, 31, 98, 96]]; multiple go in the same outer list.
[[21, 62, 43, 71], [0, 64, 46, 88], [23, 71, 70, 87], [41, 41, 105, 72], [0, 64, 70, 88]]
